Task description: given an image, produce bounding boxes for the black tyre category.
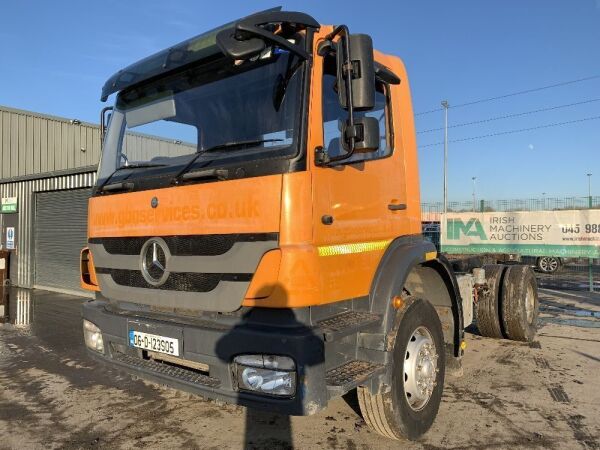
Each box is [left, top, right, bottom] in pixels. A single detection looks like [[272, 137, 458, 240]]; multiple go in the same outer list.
[[537, 256, 561, 273], [357, 297, 445, 440], [500, 265, 539, 342], [476, 265, 506, 339]]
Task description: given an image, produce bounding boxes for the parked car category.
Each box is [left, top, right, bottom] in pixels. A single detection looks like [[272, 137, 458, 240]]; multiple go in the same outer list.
[[522, 256, 576, 274]]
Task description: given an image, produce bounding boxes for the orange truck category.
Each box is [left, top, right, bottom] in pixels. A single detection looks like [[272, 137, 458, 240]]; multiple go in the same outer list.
[[80, 9, 539, 440]]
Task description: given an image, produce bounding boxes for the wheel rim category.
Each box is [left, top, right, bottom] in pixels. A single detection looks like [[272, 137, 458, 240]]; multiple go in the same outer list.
[[540, 257, 558, 272], [525, 283, 535, 324], [404, 326, 438, 411]]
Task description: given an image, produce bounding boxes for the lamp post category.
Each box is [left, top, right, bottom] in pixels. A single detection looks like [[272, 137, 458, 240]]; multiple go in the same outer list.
[[472, 177, 477, 212], [441, 101, 449, 217]]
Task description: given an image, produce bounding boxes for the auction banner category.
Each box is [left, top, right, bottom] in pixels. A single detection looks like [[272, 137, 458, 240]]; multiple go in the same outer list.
[[441, 210, 600, 258]]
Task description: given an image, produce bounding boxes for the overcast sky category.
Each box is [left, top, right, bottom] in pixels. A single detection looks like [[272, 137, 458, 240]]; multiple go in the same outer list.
[[1, 1, 598, 201]]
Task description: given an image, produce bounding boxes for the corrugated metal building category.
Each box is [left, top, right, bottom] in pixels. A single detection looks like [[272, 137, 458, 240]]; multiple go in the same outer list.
[[0, 105, 185, 296]]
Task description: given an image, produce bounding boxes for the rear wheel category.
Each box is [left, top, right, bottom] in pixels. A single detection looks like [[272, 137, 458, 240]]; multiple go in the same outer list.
[[537, 256, 561, 273], [475, 265, 505, 339], [358, 297, 445, 440], [501, 265, 539, 342]]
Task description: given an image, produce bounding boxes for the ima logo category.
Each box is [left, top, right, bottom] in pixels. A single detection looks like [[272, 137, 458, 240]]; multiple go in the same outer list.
[[447, 218, 488, 240]]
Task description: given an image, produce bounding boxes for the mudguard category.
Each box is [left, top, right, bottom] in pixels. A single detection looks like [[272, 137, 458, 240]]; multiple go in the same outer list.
[[368, 235, 464, 357], [427, 253, 465, 357]]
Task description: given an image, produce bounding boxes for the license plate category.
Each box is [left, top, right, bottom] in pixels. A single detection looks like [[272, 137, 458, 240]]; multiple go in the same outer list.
[[129, 330, 179, 356]]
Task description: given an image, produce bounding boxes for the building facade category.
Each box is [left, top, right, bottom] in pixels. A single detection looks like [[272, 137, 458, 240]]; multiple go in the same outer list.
[[0, 105, 183, 296]]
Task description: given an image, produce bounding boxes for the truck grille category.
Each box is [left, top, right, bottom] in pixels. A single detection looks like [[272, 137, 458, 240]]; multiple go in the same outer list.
[[96, 268, 252, 292], [89, 233, 278, 256], [89, 232, 278, 311]]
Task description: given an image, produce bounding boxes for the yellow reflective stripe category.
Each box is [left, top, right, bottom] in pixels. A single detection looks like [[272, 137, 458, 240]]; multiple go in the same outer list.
[[318, 239, 392, 257]]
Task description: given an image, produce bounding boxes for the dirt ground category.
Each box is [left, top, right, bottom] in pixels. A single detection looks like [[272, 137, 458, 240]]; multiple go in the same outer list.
[[0, 287, 599, 450]]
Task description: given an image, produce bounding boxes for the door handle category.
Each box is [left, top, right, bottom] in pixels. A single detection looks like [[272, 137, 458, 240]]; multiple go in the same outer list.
[[388, 203, 407, 211]]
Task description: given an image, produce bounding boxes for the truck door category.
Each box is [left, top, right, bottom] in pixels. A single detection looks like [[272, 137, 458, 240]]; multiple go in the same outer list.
[[310, 49, 409, 304]]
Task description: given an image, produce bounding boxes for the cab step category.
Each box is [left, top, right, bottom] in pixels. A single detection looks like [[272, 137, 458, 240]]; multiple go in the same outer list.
[[317, 310, 380, 341], [325, 360, 385, 397], [112, 351, 221, 388]]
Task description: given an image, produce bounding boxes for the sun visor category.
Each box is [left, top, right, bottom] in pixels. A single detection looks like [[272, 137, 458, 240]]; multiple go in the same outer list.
[[125, 97, 176, 128]]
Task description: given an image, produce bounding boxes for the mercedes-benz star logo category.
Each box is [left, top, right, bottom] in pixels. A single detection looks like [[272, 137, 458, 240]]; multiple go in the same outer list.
[[140, 237, 170, 287]]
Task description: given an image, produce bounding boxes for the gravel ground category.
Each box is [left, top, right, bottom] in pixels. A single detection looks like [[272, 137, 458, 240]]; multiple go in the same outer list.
[[0, 287, 599, 450]]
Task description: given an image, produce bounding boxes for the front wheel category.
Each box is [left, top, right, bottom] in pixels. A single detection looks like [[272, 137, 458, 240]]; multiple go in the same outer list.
[[358, 297, 445, 441]]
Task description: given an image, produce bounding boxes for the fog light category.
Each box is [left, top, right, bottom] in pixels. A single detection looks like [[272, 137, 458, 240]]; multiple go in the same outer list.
[[234, 355, 296, 397], [83, 319, 104, 354]]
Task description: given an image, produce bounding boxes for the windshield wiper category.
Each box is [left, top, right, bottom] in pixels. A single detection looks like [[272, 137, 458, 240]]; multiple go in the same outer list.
[[172, 139, 284, 183], [98, 163, 167, 192], [274, 55, 302, 110], [203, 138, 284, 152]]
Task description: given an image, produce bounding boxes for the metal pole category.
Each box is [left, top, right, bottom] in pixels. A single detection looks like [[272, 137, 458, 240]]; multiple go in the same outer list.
[[442, 101, 449, 217], [588, 173, 593, 208], [542, 192, 546, 210], [472, 177, 477, 212], [587, 173, 593, 292]]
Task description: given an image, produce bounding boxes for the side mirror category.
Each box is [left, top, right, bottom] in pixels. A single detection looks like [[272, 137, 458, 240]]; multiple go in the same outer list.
[[337, 34, 375, 111], [342, 116, 380, 153]]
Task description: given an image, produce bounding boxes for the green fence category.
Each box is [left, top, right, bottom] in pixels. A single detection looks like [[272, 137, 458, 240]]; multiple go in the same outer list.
[[421, 196, 600, 215]]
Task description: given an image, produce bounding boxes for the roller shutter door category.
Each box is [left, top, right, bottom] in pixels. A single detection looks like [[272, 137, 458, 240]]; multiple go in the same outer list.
[[34, 189, 91, 295]]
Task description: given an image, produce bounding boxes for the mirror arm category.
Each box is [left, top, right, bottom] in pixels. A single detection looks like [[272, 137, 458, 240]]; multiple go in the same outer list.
[[100, 106, 113, 149], [235, 24, 311, 60], [320, 25, 357, 165], [232, 11, 320, 60]]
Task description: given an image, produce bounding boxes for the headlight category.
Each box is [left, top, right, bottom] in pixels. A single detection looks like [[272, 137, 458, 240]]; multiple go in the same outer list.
[[234, 355, 296, 397], [83, 319, 104, 354]]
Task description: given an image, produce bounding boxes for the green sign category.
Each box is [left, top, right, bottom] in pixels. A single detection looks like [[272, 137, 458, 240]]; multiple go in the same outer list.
[[441, 211, 600, 259], [446, 218, 488, 240], [0, 197, 17, 213]]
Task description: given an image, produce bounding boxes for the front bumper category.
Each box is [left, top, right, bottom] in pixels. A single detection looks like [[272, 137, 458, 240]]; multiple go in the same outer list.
[[82, 300, 327, 415]]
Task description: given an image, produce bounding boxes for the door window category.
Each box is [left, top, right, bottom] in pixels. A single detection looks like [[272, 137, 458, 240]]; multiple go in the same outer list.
[[322, 59, 393, 162]]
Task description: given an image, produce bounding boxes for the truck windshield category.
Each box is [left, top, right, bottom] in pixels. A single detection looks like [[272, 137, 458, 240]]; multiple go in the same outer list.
[[97, 47, 304, 186]]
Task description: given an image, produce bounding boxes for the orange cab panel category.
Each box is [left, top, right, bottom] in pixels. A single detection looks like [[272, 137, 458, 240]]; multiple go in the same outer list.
[[88, 175, 283, 238]]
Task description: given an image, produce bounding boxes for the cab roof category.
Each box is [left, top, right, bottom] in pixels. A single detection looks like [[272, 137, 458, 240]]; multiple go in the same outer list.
[[100, 8, 319, 102]]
